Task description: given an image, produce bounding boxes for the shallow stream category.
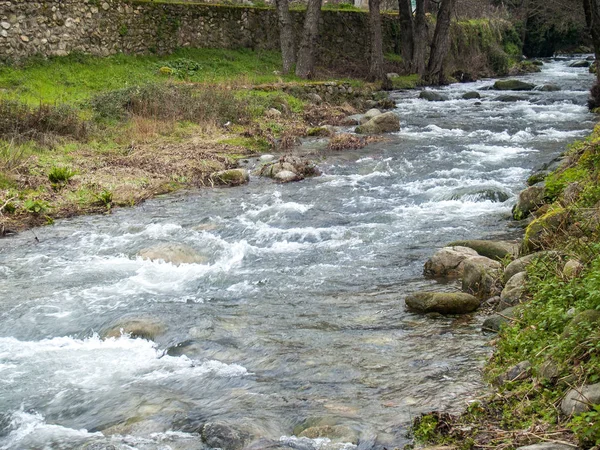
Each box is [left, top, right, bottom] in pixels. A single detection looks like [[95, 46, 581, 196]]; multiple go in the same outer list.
[[0, 58, 596, 450]]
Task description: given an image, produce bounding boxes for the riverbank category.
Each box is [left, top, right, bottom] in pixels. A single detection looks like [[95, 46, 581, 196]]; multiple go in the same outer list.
[[409, 126, 600, 448]]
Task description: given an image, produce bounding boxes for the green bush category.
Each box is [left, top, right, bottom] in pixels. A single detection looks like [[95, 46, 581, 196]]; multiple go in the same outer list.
[[156, 58, 202, 79], [23, 198, 49, 214]]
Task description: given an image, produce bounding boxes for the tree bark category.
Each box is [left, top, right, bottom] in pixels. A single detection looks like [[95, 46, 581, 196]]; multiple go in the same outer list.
[[425, 0, 456, 85], [583, 0, 600, 81], [413, 0, 427, 76], [398, 0, 414, 71], [368, 0, 385, 81], [275, 0, 296, 74], [295, 0, 323, 79]]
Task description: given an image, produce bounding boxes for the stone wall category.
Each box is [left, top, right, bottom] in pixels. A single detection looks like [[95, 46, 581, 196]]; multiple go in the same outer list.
[[0, 0, 396, 66]]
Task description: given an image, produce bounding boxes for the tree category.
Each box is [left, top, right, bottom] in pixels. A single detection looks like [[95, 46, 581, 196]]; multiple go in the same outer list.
[[426, 0, 457, 84], [398, 0, 415, 71], [413, 0, 428, 76], [369, 0, 385, 81], [296, 0, 323, 78], [583, 0, 600, 80], [275, 0, 296, 74]]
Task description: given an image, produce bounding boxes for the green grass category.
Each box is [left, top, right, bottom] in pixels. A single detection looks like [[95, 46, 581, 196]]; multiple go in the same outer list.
[[0, 48, 299, 106]]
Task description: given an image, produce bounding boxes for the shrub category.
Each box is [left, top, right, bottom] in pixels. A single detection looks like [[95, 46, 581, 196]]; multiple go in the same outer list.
[[48, 166, 77, 184], [156, 58, 201, 79], [95, 189, 113, 208], [0, 140, 27, 171]]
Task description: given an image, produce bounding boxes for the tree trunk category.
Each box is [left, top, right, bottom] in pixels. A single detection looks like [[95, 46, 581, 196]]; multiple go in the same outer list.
[[275, 0, 296, 74], [295, 0, 323, 79], [398, 0, 414, 71], [583, 0, 600, 81], [368, 0, 385, 81], [412, 0, 427, 76], [425, 0, 456, 85]]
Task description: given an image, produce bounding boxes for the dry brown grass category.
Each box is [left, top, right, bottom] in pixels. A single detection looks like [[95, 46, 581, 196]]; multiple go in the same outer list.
[[327, 133, 384, 151]]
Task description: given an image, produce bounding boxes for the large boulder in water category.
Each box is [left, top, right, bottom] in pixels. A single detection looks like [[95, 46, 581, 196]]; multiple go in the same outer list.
[[493, 80, 536, 91], [138, 243, 207, 265], [462, 91, 481, 100], [462, 256, 502, 298], [355, 112, 400, 134], [405, 291, 480, 314], [512, 185, 546, 220], [419, 91, 448, 102], [210, 168, 249, 187], [424, 246, 479, 278], [570, 60, 590, 68], [447, 240, 519, 261]]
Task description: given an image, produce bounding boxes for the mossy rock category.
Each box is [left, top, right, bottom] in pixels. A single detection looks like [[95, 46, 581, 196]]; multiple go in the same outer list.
[[461, 256, 503, 298], [522, 207, 569, 252], [493, 80, 536, 91], [482, 306, 516, 333], [570, 60, 590, 68], [512, 185, 546, 220], [405, 291, 480, 315], [446, 239, 518, 261], [527, 171, 548, 186], [355, 111, 400, 134], [210, 169, 249, 187], [103, 318, 166, 340], [562, 309, 600, 338], [462, 91, 481, 100], [307, 126, 335, 137]]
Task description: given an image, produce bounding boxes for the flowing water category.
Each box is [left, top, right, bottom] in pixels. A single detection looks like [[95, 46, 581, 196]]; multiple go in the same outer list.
[[0, 58, 596, 450]]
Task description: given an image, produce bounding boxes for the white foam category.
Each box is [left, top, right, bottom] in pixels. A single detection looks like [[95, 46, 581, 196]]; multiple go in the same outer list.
[[280, 435, 357, 450]]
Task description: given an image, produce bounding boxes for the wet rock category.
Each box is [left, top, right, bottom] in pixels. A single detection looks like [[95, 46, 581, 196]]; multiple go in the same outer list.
[[461, 256, 503, 298], [259, 156, 320, 182], [497, 360, 532, 384], [419, 90, 448, 102], [497, 95, 528, 102], [462, 91, 481, 100], [355, 112, 400, 134], [424, 246, 479, 278], [523, 207, 570, 252], [516, 444, 576, 450], [447, 239, 519, 261], [561, 383, 600, 416], [307, 125, 335, 137], [275, 170, 302, 183], [210, 168, 250, 187], [359, 108, 382, 124], [482, 306, 516, 333], [563, 259, 584, 279], [513, 185, 546, 220], [538, 84, 561, 92], [202, 422, 250, 450], [493, 80, 536, 91], [562, 310, 600, 338], [138, 243, 207, 265], [570, 60, 590, 68], [498, 272, 527, 309], [103, 317, 166, 340], [405, 292, 480, 315], [537, 359, 560, 384], [299, 425, 358, 444]]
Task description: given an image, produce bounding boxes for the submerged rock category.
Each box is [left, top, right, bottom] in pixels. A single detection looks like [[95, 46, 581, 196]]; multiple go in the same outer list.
[[462, 91, 481, 100], [138, 243, 207, 265], [210, 168, 250, 187], [493, 80, 536, 91], [538, 84, 561, 92], [103, 317, 166, 340], [424, 246, 479, 278], [561, 383, 600, 416], [299, 425, 358, 444], [405, 292, 480, 314], [497, 95, 528, 102], [461, 256, 502, 298], [355, 112, 400, 134], [447, 239, 519, 261], [202, 422, 251, 450], [419, 91, 448, 102]]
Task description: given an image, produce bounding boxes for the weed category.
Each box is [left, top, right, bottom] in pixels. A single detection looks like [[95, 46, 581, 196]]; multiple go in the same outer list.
[[0, 140, 28, 171], [48, 166, 77, 184], [23, 198, 49, 214], [95, 189, 113, 208], [156, 58, 202, 79]]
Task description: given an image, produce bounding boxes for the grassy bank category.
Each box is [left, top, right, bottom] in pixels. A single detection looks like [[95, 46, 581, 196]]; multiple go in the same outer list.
[[410, 127, 600, 449], [0, 49, 383, 235]]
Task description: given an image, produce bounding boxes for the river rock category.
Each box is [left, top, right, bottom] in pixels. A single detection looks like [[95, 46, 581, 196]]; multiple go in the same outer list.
[[561, 383, 600, 416], [210, 168, 250, 186], [493, 80, 536, 91], [423, 246, 479, 278], [419, 90, 448, 101], [497, 95, 528, 102], [299, 425, 358, 443], [538, 84, 561, 92], [497, 360, 532, 384], [274, 170, 302, 183], [307, 125, 335, 137], [523, 207, 570, 252], [482, 306, 516, 333], [512, 185, 546, 220], [341, 114, 362, 126], [260, 156, 320, 182], [138, 243, 207, 265], [537, 359, 560, 384], [447, 239, 519, 261], [562, 310, 600, 338], [498, 271, 527, 309], [516, 444, 576, 450], [405, 292, 480, 314], [461, 256, 503, 298], [202, 422, 251, 450], [563, 259, 584, 279], [503, 251, 555, 283], [462, 91, 481, 100], [103, 317, 166, 340], [360, 108, 382, 124], [570, 60, 590, 68], [355, 112, 400, 134]]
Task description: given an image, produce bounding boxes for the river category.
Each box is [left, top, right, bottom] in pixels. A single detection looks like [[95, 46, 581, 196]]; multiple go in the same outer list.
[[0, 58, 596, 450]]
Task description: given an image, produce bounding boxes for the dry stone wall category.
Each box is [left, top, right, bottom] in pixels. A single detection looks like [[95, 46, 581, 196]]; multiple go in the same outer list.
[[0, 0, 394, 66]]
